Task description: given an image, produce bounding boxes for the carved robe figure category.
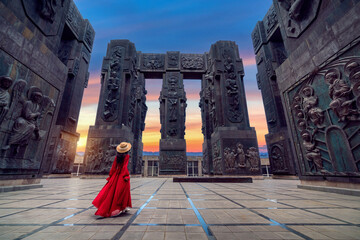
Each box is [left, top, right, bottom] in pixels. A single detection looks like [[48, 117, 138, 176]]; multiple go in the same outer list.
[[0, 76, 13, 123], [301, 131, 324, 173], [246, 147, 260, 172], [168, 98, 178, 122], [224, 147, 236, 170], [4, 87, 43, 149], [236, 143, 246, 168]]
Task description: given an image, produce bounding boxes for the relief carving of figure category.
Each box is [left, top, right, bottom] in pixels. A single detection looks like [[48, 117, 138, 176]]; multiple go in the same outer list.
[[325, 70, 358, 122], [271, 146, 286, 171], [0, 76, 13, 123], [301, 86, 324, 127], [168, 98, 178, 122], [246, 147, 260, 172], [235, 143, 246, 168], [55, 148, 69, 173], [224, 147, 236, 171], [301, 130, 326, 174], [38, 0, 64, 23], [278, 0, 306, 21], [3, 87, 44, 151]]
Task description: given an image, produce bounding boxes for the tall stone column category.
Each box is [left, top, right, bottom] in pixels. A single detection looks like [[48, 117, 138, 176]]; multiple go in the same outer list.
[[207, 41, 261, 175], [159, 72, 187, 175], [251, 5, 297, 176], [84, 40, 146, 174]]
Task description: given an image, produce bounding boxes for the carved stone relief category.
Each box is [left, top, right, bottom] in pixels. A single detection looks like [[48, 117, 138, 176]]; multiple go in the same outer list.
[[142, 54, 164, 70], [102, 46, 124, 121], [66, 1, 81, 36], [212, 142, 222, 174], [167, 52, 179, 68], [223, 49, 243, 122], [246, 147, 260, 172], [264, 5, 278, 36], [288, 56, 360, 176], [270, 144, 288, 172], [277, 0, 321, 38], [181, 55, 204, 70], [22, 0, 65, 36], [0, 76, 13, 124]]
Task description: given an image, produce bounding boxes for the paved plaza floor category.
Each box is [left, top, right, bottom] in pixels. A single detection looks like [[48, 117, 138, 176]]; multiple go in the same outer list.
[[0, 178, 359, 240]]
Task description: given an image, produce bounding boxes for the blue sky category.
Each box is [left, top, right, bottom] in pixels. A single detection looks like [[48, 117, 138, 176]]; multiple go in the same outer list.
[[74, 0, 273, 152]]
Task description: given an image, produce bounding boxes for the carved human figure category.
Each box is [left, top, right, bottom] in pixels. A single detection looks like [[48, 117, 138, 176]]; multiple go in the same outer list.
[[39, 0, 64, 23], [301, 86, 324, 127], [0, 76, 13, 123], [4, 87, 43, 150], [224, 147, 236, 170], [301, 131, 325, 173], [168, 98, 178, 122], [271, 146, 285, 171], [56, 149, 68, 172], [236, 143, 246, 168], [246, 147, 260, 172], [278, 0, 306, 21], [328, 77, 358, 121], [302, 86, 317, 113]]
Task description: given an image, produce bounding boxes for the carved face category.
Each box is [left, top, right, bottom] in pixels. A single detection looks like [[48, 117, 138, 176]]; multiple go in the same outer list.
[[302, 86, 313, 97], [325, 70, 339, 84], [0, 76, 13, 90], [31, 91, 42, 103], [168, 77, 178, 88]]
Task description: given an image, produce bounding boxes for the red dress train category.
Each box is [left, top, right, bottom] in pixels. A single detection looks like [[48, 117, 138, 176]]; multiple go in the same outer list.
[[92, 155, 132, 217]]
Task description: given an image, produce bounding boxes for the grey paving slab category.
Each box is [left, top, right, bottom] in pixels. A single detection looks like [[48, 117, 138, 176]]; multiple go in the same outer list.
[[0, 178, 359, 239]]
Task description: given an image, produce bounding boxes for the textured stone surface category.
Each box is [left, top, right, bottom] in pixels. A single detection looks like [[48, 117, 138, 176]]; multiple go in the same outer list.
[[86, 40, 261, 176], [0, 0, 94, 181], [254, 1, 360, 184]]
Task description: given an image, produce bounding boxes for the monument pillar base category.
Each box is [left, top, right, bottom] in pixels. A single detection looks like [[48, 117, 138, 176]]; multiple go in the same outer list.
[[265, 129, 297, 175], [211, 127, 261, 176], [84, 125, 134, 174], [159, 139, 186, 175]]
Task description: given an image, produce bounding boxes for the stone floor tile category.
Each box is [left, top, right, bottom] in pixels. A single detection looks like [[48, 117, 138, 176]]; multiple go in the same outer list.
[[119, 231, 144, 240], [142, 231, 165, 240], [165, 231, 186, 240]]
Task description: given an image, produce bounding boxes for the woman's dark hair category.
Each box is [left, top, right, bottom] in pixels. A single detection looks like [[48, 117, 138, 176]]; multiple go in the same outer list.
[[116, 151, 127, 164]]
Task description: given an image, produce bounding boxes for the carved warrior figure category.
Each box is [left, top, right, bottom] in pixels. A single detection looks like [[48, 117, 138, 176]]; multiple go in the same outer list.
[[325, 69, 359, 122], [168, 98, 178, 122], [246, 147, 260, 172], [0, 76, 13, 123], [3, 86, 46, 150]]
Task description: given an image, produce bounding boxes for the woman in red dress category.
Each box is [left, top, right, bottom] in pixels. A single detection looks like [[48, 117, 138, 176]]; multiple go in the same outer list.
[[92, 142, 132, 217]]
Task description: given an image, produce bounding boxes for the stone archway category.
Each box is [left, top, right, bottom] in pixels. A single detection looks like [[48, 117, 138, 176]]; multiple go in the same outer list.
[[83, 40, 261, 176]]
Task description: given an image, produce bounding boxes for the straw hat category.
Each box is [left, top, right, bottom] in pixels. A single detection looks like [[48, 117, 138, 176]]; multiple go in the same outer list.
[[116, 142, 131, 153]]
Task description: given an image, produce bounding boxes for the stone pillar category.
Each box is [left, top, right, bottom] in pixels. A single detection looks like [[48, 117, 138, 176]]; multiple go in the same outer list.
[[207, 41, 261, 175], [84, 40, 146, 174], [251, 5, 297, 176], [159, 72, 187, 175]]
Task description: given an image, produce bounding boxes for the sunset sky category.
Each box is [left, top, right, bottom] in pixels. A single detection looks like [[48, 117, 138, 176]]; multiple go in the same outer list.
[[74, 0, 272, 153]]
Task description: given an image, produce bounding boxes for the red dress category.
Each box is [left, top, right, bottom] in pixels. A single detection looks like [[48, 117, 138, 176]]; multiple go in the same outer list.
[[92, 155, 132, 217]]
